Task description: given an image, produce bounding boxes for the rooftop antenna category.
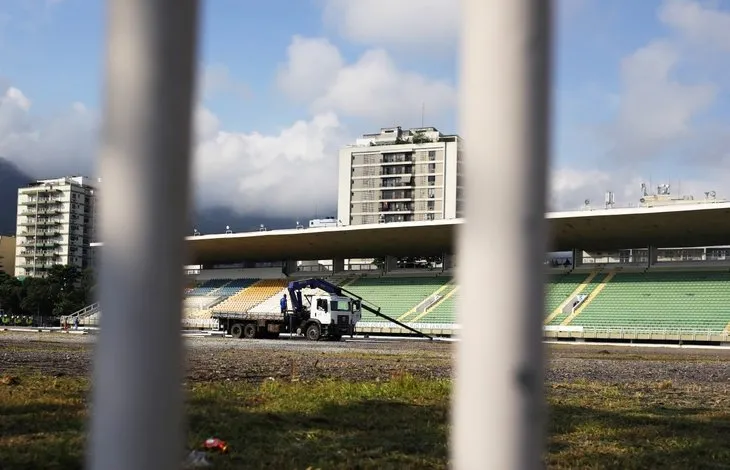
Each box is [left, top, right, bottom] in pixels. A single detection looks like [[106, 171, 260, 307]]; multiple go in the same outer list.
[[604, 191, 615, 209]]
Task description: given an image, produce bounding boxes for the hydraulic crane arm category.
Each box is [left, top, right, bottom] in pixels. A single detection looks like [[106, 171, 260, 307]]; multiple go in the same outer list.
[[287, 278, 343, 312]]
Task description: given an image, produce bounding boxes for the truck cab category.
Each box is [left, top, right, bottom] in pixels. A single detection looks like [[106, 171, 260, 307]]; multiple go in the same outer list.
[[305, 293, 361, 340]]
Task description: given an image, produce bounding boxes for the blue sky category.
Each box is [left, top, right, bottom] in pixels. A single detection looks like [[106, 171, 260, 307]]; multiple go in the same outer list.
[[1, 0, 730, 217]]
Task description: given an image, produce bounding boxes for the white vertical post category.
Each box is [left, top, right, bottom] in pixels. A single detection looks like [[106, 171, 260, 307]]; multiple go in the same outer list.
[[86, 1, 200, 470], [452, 0, 552, 469]]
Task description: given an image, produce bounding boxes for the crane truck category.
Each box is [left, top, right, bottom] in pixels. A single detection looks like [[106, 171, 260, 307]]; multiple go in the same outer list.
[[211, 278, 432, 341]]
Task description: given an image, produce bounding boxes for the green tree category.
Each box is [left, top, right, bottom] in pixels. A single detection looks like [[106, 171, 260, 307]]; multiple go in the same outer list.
[[20, 277, 56, 316], [0, 272, 23, 314], [46, 265, 87, 315], [0, 266, 96, 318]]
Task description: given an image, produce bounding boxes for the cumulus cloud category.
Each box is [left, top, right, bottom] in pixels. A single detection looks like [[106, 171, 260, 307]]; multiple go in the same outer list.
[[193, 109, 346, 218], [602, 39, 716, 162], [276, 36, 344, 103], [0, 81, 348, 219], [0, 85, 98, 178], [277, 36, 456, 125]]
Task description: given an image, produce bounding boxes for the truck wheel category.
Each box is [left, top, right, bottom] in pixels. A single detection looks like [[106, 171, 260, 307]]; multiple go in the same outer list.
[[305, 323, 321, 341], [231, 323, 244, 339], [243, 323, 257, 339]]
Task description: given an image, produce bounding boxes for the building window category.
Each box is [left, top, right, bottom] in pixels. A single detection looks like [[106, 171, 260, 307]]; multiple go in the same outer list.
[[428, 163, 436, 173], [428, 176, 436, 186], [428, 201, 435, 211], [428, 151, 436, 161]]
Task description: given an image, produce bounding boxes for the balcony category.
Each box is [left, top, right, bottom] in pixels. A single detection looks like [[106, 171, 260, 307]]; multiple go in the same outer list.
[[381, 177, 415, 188], [380, 190, 414, 200], [380, 202, 415, 212], [21, 229, 62, 237], [19, 250, 61, 258], [18, 219, 63, 227], [17, 262, 55, 270], [381, 166, 413, 176], [19, 198, 64, 206], [381, 152, 413, 164]]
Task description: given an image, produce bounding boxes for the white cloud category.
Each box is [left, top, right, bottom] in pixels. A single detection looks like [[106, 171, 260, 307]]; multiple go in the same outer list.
[[0, 83, 348, 219], [321, 0, 459, 49], [552, 1, 730, 208], [603, 39, 716, 161], [548, 166, 727, 212], [276, 36, 344, 103], [0, 85, 98, 178], [659, 0, 730, 51], [549, 168, 613, 210], [277, 36, 456, 125], [193, 110, 346, 217]]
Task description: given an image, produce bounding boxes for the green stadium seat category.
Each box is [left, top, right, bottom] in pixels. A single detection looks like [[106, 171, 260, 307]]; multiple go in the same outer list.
[[345, 276, 450, 323], [569, 271, 730, 331]]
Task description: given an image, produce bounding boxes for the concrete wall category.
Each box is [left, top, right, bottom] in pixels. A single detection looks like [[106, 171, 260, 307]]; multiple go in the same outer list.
[[0, 235, 15, 275]]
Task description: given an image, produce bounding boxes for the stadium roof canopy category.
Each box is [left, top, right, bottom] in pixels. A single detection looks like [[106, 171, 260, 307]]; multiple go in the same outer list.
[[90, 202, 730, 264]]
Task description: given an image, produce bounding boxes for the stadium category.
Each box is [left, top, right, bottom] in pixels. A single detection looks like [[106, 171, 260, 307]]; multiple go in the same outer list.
[[4, 193, 723, 467], [76, 195, 730, 345]]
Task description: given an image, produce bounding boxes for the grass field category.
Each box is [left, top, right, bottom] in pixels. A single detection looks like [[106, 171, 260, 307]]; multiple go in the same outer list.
[[1, 332, 730, 469]]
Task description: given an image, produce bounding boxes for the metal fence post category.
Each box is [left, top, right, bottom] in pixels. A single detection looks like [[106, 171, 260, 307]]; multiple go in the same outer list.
[[86, 1, 200, 469], [452, 0, 553, 468]]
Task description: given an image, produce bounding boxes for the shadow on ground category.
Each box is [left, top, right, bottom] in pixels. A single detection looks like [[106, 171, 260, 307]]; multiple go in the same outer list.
[[547, 403, 730, 470]]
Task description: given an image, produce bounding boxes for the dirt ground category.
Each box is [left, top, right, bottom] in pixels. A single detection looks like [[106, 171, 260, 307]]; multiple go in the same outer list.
[[1, 330, 729, 387]]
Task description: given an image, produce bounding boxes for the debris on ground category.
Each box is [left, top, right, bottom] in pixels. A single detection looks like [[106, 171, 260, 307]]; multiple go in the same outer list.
[[0, 375, 19, 385], [182, 450, 212, 468], [202, 437, 228, 454]]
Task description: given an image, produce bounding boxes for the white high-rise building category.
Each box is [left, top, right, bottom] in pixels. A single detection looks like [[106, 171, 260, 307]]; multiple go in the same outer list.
[[14, 176, 99, 278], [337, 126, 463, 225]]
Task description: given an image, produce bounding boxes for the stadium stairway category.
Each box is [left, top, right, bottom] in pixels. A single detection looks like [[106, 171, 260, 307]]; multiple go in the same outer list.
[[397, 280, 455, 322], [544, 271, 598, 324], [561, 270, 617, 325], [409, 284, 459, 324]]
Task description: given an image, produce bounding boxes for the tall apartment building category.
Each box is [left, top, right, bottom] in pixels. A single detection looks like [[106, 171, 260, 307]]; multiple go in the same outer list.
[[14, 176, 98, 278], [337, 126, 463, 225]]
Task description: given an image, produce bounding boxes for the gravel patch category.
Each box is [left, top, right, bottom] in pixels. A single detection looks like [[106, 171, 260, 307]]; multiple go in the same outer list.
[[1, 330, 729, 386]]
